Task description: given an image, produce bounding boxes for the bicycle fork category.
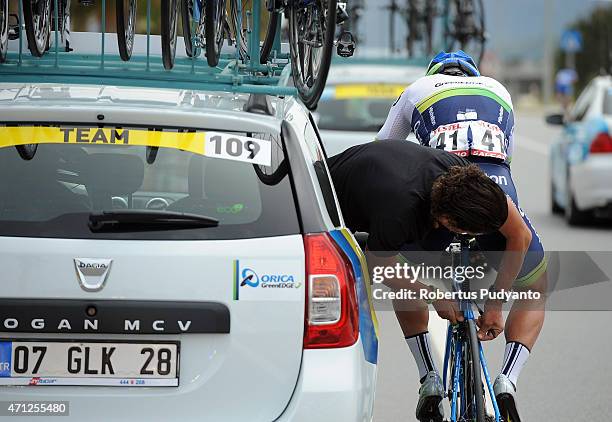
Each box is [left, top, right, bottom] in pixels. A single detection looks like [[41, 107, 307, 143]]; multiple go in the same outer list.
[[443, 316, 501, 421]]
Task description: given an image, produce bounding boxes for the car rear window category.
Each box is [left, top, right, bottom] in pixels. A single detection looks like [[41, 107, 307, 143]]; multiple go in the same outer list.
[[0, 125, 300, 240], [317, 84, 406, 132]]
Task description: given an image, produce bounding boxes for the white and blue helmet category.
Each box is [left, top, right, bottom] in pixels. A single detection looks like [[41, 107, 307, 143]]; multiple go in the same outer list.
[[426, 50, 480, 77]]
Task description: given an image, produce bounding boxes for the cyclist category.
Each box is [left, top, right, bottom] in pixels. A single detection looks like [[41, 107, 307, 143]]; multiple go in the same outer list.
[[373, 50, 547, 421]]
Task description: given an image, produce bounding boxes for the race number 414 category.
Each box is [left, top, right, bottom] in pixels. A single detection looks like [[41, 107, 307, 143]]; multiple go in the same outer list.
[[206, 132, 272, 166]]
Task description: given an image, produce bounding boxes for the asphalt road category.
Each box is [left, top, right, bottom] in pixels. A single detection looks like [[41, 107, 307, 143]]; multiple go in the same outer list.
[[373, 110, 612, 421]]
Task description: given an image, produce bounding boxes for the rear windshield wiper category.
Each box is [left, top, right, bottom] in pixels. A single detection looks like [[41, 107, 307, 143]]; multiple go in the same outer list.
[[89, 210, 219, 232]]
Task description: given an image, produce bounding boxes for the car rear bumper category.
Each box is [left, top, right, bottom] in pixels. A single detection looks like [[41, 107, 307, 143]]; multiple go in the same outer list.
[[276, 336, 377, 422], [571, 155, 612, 210]]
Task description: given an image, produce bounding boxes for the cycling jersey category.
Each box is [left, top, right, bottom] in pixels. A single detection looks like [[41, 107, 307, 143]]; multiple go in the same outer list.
[[377, 74, 515, 164]]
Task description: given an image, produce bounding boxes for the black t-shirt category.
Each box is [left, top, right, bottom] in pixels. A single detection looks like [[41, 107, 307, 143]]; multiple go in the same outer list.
[[328, 140, 470, 252]]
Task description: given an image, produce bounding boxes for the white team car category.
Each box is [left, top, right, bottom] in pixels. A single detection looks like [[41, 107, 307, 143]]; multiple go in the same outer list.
[[548, 75, 612, 224], [0, 83, 378, 421], [316, 61, 425, 156]]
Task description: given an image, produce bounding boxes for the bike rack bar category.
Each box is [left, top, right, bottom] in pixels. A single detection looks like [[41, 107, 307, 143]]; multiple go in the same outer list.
[[146, 0, 151, 71], [248, 0, 262, 68], [53, 0, 59, 68], [101, 0, 106, 68], [1, 2, 296, 99]]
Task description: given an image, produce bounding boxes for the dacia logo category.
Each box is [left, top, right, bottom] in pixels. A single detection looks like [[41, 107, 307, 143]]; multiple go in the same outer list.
[[74, 258, 113, 292], [78, 262, 108, 270]]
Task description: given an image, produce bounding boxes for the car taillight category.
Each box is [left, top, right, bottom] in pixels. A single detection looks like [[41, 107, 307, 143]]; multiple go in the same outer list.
[[590, 132, 612, 153], [303, 233, 359, 349]]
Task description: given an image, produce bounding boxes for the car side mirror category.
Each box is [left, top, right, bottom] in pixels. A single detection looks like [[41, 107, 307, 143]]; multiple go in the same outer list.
[[545, 114, 565, 126]]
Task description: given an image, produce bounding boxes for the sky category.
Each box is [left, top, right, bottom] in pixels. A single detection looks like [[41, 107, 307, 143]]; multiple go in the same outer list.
[[361, 0, 609, 61]]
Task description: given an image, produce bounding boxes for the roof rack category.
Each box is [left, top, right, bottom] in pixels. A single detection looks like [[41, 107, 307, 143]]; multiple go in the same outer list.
[[0, 0, 297, 98]]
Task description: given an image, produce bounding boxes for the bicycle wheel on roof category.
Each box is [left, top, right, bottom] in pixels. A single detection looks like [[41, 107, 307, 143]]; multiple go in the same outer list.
[[116, 0, 137, 61], [161, 0, 181, 69], [288, 0, 337, 110], [204, 0, 227, 67], [0, 0, 8, 62], [23, 0, 52, 57]]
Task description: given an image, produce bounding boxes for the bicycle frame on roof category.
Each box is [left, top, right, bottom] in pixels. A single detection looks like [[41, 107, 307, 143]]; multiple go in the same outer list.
[[0, 0, 297, 97]]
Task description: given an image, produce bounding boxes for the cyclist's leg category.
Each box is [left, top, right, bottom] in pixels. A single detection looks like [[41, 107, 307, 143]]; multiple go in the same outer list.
[[397, 230, 453, 421], [475, 162, 547, 420], [475, 162, 547, 350], [396, 241, 441, 372]]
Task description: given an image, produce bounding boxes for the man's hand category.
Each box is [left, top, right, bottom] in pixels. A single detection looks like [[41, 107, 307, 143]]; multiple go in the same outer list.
[[476, 301, 504, 341], [433, 298, 464, 324]]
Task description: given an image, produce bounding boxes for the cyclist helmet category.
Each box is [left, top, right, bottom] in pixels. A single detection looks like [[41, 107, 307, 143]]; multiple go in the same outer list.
[[426, 50, 480, 77]]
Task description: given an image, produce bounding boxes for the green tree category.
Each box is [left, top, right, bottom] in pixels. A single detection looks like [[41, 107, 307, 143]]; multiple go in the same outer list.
[[556, 4, 612, 94]]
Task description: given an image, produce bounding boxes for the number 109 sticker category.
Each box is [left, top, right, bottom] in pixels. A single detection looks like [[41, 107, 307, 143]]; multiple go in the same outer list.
[[205, 132, 272, 167]]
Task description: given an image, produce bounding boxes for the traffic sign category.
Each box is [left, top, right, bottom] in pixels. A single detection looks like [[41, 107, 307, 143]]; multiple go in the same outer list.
[[560, 30, 583, 53]]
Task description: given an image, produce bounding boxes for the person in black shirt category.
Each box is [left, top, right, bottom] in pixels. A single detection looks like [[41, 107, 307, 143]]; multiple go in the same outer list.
[[328, 140, 508, 251], [328, 140, 546, 422]]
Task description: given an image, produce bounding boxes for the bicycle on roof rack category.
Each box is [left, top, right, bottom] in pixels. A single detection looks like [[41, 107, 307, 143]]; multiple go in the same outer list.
[[111, 0, 343, 109], [3, 0, 352, 110], [18, 0, 136, 60]]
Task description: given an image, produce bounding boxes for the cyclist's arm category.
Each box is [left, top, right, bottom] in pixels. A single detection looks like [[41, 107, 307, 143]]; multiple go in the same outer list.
[[494, 197, 533, 292], [376, 90, 415, 141]]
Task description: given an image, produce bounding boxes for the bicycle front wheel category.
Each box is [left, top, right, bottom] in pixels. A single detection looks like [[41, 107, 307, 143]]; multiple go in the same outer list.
[[288, 0, 337, 110], [181, 0, 197, 57], [161, 0, 181, 69], [23, 0, 52, 57], [204, 0, 226, 67], [0, 0, 8, 63], [116, 0, 137, 61], [465, 319, 486, 422]]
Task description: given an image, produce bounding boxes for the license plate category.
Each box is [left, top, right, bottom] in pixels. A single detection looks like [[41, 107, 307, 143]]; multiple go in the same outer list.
[[0, 340, 179, 387]]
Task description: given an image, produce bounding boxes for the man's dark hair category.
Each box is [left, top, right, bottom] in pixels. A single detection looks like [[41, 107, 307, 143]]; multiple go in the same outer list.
[[431, 165, 509, 234]]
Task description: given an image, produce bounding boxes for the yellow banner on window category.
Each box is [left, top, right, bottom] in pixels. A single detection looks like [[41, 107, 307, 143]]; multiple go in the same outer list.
[[334, 84, 406, 100], [0, 126, 207, 155], [0, 126, 274, 166]]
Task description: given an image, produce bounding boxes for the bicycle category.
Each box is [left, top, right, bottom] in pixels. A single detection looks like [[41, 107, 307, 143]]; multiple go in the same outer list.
[[172, 0, 337, 109], [438, 235, 502, 422], [77, 0, 137, 61], [21, 0, 136, 59], [386, 0, 435, 59], [22, 0, 71, 56], [443, 0, 486, 65], [286, 0, 337, 109], [180, 0, 225, 66], [406, 0, 436, 58]]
